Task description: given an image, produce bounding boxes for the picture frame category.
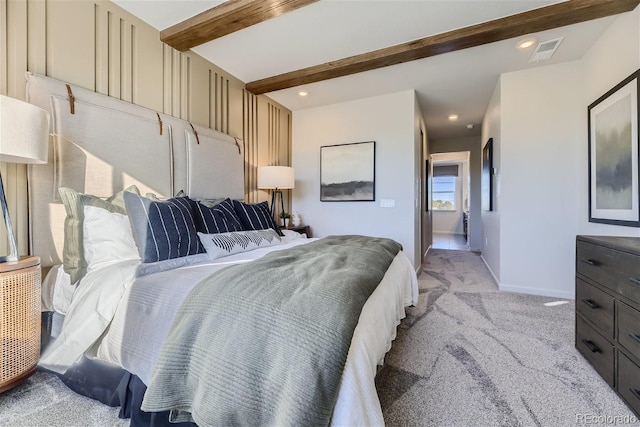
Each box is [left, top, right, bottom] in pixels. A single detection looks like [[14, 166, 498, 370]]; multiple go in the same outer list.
[[320, 141, 375, 202], [588, 70, 639, 227], [482, 138, 494, 211]]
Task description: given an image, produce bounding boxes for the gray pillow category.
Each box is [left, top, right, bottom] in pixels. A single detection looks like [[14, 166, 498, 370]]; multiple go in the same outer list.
[[59, 185, 140, 284]]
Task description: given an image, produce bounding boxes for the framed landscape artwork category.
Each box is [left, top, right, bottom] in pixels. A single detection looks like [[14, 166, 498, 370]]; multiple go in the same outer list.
[[588, 70, 639, 227], [320, 141, 375, 201]]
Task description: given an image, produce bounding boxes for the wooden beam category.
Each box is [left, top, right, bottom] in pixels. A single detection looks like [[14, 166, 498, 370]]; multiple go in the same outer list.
[[246, 0, 639, 95], [161, 0, 319, 52]]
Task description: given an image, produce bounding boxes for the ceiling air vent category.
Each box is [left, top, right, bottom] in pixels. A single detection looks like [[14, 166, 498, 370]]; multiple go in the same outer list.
[[529, 37, 564, 63]]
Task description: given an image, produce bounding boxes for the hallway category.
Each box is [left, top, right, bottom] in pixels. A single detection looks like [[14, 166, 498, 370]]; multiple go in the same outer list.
[[431, 232, 468, 250]]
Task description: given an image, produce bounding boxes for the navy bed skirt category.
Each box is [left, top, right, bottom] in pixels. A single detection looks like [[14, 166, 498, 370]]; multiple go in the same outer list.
[[41, 312, 195, 427]]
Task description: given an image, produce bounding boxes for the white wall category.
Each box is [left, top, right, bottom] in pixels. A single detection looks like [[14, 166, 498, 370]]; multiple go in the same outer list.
[[579, 6, 640, 238], [481, 82, 501, 283], [479, 6, 640, 299], [291, 91, 420, 269], [499, 61, 582, 299]]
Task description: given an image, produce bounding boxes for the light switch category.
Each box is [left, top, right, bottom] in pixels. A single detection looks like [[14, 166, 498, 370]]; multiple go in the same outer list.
[[380, 199, 395, 208]]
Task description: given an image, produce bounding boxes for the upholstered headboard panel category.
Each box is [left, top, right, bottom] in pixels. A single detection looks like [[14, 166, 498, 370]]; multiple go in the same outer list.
[[25, 73, 244, 267]]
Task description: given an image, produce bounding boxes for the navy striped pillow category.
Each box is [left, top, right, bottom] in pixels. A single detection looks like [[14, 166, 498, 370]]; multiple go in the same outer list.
[[124, 193, 204, 263], [193, 198, 243, 234], [232, 200, 283, 236]]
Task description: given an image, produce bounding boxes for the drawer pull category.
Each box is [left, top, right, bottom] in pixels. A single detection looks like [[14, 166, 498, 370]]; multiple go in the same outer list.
[[581, 299, 600, 309], [581, 339, 600, 353], [629, 278, 640, 286], [629, 333, 640, 344], [581, 259, 598, 266], [630, 388, 640, 401]]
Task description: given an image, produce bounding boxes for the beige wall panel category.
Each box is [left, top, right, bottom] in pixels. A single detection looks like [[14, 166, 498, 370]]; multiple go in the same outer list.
[[1, 0, 7, 95], [243, 90, 259, 202], [95, 3, 109, 95], [7, 0, 27, 98], [228, 79, 244, 139], [46, 1, 95, 91], [186, 53, 211, 128], [132, 21, 163, 111], [27, 0, 46, 76], [108, 11, 121, 98], [180, 54, 189, 120]]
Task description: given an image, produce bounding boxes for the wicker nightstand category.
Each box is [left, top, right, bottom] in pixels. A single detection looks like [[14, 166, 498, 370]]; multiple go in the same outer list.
[[0, 256, 41, 393]]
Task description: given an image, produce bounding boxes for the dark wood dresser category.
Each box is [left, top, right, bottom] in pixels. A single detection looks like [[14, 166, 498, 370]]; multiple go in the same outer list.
[[576, 235, 640, 415]]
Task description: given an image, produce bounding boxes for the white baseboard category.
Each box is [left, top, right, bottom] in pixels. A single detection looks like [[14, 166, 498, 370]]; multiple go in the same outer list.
[[479, 254, 573, 299], [479, 254, 499, 287], [498, 283, 574, 300]]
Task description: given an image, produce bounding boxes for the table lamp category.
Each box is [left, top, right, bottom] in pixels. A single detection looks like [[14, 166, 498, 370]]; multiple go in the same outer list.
[[257, 166, 295, 220], [0, 95, 50, 262]]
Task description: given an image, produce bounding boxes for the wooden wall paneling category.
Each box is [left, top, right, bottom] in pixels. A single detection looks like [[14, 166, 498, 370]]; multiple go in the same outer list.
[[7, 0, 27, 98], [26, 0, 46, 77], [131, 18, 163, 111], [184, 53, 210, 127], [0, 0, 7, 95], [180, 53, 189, 120], [120, 19, 133, 103], [243, 90, 259, 202], [95, 3, 109, 95], [227, 78, 244, 139], [108, 10, 121, 99], [46, 0, 95, 91]]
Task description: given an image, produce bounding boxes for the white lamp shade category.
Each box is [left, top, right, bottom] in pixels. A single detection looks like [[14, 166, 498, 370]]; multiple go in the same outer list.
[[257, 166, 295, 189], [0, 95, 50, 164]]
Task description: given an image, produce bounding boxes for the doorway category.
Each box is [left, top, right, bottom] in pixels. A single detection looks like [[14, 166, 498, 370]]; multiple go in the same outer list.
[[430, 152, 470, 251]]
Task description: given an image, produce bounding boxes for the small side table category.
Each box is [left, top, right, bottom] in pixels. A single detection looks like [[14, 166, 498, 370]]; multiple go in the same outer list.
[[287, 225, 312, 238], [0, 256, 41, 393]]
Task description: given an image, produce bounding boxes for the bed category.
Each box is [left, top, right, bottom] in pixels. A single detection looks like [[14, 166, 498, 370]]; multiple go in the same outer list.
[[27, 73, 418, 426]]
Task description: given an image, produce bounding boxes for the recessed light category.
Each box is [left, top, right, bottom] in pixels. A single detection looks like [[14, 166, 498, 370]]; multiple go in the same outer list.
[[448, 114, 458, 121], [298, 90, 308, 97], [517, 38, 537, 49]]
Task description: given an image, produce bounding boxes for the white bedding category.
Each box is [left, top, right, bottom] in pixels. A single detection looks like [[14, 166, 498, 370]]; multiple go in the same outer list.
[[40, 236, 418, 426]]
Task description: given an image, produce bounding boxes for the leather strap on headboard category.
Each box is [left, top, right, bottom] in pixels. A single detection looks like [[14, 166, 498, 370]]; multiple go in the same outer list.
[[25, 72, 244, 268]]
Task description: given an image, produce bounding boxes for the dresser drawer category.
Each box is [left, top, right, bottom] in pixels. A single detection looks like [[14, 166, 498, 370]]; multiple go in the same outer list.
[[576, 241, 640, 301], [618, 352, 640, 416], [618, 301, 640, 362], [576, 278, 614, 339], [576, 315, 614, 386]]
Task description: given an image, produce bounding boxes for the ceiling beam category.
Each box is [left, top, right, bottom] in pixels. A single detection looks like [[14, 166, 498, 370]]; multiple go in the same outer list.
[[161, 0, 319, 52], [246, 0, 639, 95]]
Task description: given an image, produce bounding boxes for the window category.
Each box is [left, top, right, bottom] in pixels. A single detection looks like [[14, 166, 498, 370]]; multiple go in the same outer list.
[[433, 176, 456, 211]]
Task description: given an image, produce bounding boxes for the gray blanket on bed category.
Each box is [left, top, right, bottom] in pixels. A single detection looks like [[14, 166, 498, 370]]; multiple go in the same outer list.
[[140, 235, 401, 427]]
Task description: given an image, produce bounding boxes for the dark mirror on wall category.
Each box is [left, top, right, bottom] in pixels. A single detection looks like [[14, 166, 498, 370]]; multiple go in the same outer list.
[[482, 138, 494, 211]]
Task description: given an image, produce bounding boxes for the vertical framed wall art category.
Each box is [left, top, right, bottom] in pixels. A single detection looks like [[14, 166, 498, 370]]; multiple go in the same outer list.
[[320, 141, 375, 201], [482, 138, 494, 211], [588, 70, 639, 227]]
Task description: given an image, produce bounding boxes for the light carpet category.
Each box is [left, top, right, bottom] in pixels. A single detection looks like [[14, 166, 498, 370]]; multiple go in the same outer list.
[[1, 249, 637, 426], [375, 249, 639, 426]]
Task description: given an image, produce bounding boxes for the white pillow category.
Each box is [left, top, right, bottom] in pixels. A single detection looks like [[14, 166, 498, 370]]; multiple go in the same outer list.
[[198, 229, 281, 260], [83, 205, 140, 269]]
